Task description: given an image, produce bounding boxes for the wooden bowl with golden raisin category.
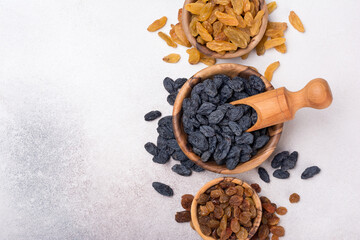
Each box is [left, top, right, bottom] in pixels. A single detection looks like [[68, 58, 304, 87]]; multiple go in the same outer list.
[[191, 177, 262, 239], [182, 0, 269, 59]]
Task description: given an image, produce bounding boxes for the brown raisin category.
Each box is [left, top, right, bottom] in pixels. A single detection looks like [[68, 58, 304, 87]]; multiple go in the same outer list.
[[229, 195, 243, 206], [200, 205, 211, 216], [207, 219, 220, 229], [250, 183, 261, 193], [199, 215, 210, 225], [225, 186, 237, 196], [224, 206, 232, 218], [239, 211, 251, 224], [175, 211, 191, 223], [236, 227, 248, 239], [244, 187, 253, 197], [211, 189, 222, 198], [258, 224, 270, 240], [181, 194, 194, 211], [230, 218, 241, 233], [198, 193, 210, 205], [276, 206, 287, 215], [289, 193, 300, 203], [214, 205, 224, 219], [200, 224, 212, 236], [206, 201, 215, 212], [262, 202, 276, 213], [270, 226, 285, 237], [267, 215, 280, 225], [235, 186, 244, 196]]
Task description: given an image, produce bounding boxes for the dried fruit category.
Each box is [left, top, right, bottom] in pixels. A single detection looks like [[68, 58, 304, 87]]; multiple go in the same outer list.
[[147, 16, 167, 32], [243, 0, 251, 12], [240, 53, 249, 60], [171, 164, 192, 176], [181, 194, 194, 211], [230, 218, 241, 233], [276, 206, 287, 215], [258, 167, 270, 183], [185, 2, 206, 15], [236, 227, 248, 239], [215, 11, 239, 26], [202, 21, 214, 35], [264, 38, 286, 50], [256, 35, 268, 56], [275, 43, 287, 53], [250, 183, 261, 193], [281, 151, 298, 171], [174, 23, 191, 47], [200, 53, 216, 66], [244, 12, 253, 26], [189, 17, 199, 37], [144, 110, 162, 121], [231, 0, 243, 15], [186, 48, 201, 65], [258, 224, 270, 239], [301, 166, 321, 179], [265, 28, 284, 38], [206, 40, 237, 52], [152, 182, 174, 196], [267, 2, 277, 14], [215, 0, 230, 5], [289, 11, 305, 32], [289, 193, 300, 203], [273, 169, 290, 179], [250, 10, 264, 36], [162, 53, 181, 63], [198, 2, 215, 21], [270, 226, 285, 237], [196, 22, 213, 42], [271, 151, 289, 168], [178, 8, 183, 23], [267, 22, 288, 31], [158, 32, 177, 48], [224, 27, 248, 48], [264, 61, 280, 81]]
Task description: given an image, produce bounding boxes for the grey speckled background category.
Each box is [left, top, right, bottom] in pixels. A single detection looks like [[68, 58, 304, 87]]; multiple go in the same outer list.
[[0, 0, 360, 239]]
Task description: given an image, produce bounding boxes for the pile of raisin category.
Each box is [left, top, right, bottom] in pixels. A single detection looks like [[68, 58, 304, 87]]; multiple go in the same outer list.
[[182, 74, 270, 170], [195, 179, 259, 239]]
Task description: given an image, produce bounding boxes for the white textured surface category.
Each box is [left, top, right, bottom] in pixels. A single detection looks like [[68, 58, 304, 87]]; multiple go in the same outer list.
[[0, 0, 359, 239]]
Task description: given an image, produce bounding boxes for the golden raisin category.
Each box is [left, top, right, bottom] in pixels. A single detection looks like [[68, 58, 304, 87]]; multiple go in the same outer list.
[[197, 36, 206, 44], [213, 21, 224, 36], [236, 15, 247, 28], [185, 2, 205, 15], [189, 17, 199, 37], [264, 61, 280, 81], [276, 206, 287, 215], [198, 2, 215, 21], [231, 0, 243, 15], [250, 10, 265, 36], [255, 35, 267, 55], [186, 48, 201, 65], [223, 27, 248, 48], [147, 16, 167, 32], [265, 28, 284, 38], [264, 37, 286, 50], [270, 225, 285, 237], [206, 40, 237, 52], [241, 53, 249, 60], [267, 1, 277, 14], [243, 0, 251, 12], [178, 8, 183, 23], [215, 11, 239, 26], [174, 23, 192, 47], [214, 0, 230, 5], [199, 53, 216, 66], [196, 21, 213, 42], [162, 53, 180, 63], [289, 193, 300, 203], [214, 31, 228, 41], [202, 21, 214, 34], [275, 43, 287, 53], [181, 194, 194, 211], [244, 12, 253, 26], [289, 11, 305, 33], [267, 21, 288, 31], [158, 32, 177, 48]]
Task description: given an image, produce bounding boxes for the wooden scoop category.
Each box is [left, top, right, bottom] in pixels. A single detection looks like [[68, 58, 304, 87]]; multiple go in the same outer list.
[[231, 78, 333, 132]]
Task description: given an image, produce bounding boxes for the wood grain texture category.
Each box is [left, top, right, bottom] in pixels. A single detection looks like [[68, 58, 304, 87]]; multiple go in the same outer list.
[[231, 78, 333, 132], [190, 177, 262, 240], [172, 63, 283, 174], [181, 0, 269, 59]]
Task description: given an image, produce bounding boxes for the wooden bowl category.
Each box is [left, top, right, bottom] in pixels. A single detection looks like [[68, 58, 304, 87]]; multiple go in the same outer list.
[[181, 0, 269, 59], [191, 177, 262, 240], [172, 63, 283, 174]]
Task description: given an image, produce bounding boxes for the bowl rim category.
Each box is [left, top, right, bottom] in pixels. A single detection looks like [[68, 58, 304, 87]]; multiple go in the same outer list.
[[190, 177, 263, 240], [172, 63, 283, 174], [181, 0, 269, 59]]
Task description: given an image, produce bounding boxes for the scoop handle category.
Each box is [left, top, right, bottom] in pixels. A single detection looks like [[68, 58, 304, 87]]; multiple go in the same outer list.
[[287, 78, 333, 114]]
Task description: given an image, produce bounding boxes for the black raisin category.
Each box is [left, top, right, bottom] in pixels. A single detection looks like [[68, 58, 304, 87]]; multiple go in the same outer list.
[[219, 85, 233, 104], [249, 75, 265, 92], [201, 151, 212, 162], [152, 149, 170, 164], [258, 167, 270, 183], [172, 150, 188, 161], [238, 115, 251, 130], [144, 142, 159, 156], [181, 159, 195, 168], [208, 110, 225, 124], [301, 166, 321, 179], [228, 121, 243, 136], [188, 131, 209, 151], [152, 182, 174, 197], [226, 157, 240, 170], [166, 139, 181, 151], [157, 125, 174, 139], [200, 125, 216, 137], [239, 154, 251, 163], [271, 151, 289, 169], [254, 135, 270, 149], [208, 95, 220, 104], [197, 102, 217, 115], [174, 78, 187, 89], [208, 136, 217, 153], [213, 76, 224, 89], [281, 151, 298, 171], [203, 79, 218, 97], [200, 91, 209, 102], [220, 125, 234, 136], [196, 114, 209, 125], [191, 82, 205, 96], [172, 164, 192, 176], [163, 77, 176, 94], [192, 164, 205, 172], [226, 106, 244, 121], [226, 146, 241, 159], [144, 110, 162, 121], [238, 144, 252, 154], [213, 74, 230, 84], [213, 136, 231, 165], [158, 116, 172, 126], [273, 169, 290, 179], [235, 133, 254, 145], [227, 77, 244, 92], [192, 147, 203, 156], [157, 136, 168, 149]]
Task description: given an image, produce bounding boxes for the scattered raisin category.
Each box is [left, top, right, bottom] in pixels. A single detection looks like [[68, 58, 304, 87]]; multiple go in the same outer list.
[[289, 193, 300, 203], [276, 206, 287, 215], [251, 183, 261, 193], [175, 211, 191, 223], [181, 194, 194, 211], [270, 226, 285, 237]]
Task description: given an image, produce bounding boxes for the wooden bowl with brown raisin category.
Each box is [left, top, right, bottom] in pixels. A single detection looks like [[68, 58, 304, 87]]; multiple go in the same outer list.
[[191, 177, 262, 239], [182, 0, 269, 59]]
